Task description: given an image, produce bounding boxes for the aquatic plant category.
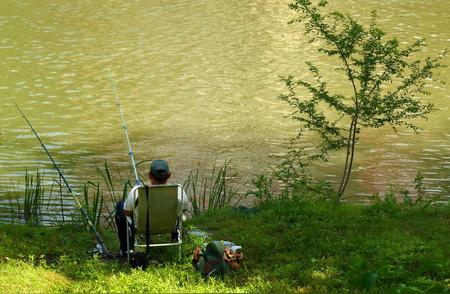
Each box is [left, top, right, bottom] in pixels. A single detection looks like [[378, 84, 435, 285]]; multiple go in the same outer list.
[[18, 170, 48, 225], [82, 181, 104, 230], [96, 162, 127, 230], [184, 160, 243, 216]]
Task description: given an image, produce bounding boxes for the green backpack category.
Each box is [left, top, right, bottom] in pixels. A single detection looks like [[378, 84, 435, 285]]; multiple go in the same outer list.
[[193, 241, 229, 277], [193, 241, 243, 277]]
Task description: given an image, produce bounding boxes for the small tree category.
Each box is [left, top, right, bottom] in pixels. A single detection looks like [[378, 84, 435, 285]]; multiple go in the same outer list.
[[278, 0, 445, 200]]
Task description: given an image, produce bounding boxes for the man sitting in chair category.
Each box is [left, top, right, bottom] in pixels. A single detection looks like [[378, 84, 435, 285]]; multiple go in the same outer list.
[[115, 159, 190, 257]]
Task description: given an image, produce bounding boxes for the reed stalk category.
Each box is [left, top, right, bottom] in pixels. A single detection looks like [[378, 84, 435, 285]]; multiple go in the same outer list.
[[83, 181, 104, 230], [21, 170, 45, 225], [184, 160, 243, 216], [6, 180, 19, 223], [57, 177, 65, 224]]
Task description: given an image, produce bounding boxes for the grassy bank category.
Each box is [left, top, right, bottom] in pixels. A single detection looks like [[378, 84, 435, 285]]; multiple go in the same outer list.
[[1, 196, 449, 293]]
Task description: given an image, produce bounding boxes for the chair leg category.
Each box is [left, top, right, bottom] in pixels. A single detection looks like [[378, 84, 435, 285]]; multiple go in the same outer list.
[[178, 218, 182, 261], [126, 222, 130, 263]]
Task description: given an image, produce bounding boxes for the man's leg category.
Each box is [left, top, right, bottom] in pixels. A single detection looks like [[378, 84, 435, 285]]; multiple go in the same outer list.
[[171, 219, 181, 243], [115, 200, 134, 255]]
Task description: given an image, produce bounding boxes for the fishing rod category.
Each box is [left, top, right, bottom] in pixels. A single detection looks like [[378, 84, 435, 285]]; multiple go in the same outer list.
[[109, 73, 141, 186], [11, 99, 111, 257]]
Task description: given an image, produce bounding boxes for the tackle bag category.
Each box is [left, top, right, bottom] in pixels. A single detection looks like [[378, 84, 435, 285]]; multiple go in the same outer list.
[[192, 240, 243, 277]]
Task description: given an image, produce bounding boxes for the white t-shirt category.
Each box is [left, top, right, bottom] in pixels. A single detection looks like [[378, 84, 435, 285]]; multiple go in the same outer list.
[[123, 184, 190, 229]]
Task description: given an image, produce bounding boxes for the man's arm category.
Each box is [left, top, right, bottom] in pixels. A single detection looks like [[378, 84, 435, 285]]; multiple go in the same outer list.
[[123, 189, 135, 217], [180, 188, 192, 220]]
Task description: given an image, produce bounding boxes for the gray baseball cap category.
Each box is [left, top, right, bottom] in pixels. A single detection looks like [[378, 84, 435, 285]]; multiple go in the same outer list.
[[150, 160, 170, 181]]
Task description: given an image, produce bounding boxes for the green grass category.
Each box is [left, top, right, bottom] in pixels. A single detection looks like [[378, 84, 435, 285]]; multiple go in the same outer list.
[[0, 196, 449, 293], [0, 259, 70, 293]]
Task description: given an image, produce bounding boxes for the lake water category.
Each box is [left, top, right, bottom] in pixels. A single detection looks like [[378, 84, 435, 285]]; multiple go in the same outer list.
[[0, 0, 449, 207]]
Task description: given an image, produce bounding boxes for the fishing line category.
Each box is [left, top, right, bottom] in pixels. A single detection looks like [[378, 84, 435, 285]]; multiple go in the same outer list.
[[11, 99, 111, 257]]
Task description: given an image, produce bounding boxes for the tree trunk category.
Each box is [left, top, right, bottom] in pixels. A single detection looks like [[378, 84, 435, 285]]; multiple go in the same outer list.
[[337, 115, 358, 200]]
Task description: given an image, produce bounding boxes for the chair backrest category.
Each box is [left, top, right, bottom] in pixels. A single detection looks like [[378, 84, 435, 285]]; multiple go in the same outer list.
[[136, 184, 180, 235]]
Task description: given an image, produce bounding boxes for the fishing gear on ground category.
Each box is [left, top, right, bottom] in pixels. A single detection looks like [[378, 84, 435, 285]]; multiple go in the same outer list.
[[192, 240, 243, 278]]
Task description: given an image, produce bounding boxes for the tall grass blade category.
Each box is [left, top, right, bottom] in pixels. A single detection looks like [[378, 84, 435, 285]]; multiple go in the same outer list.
[[19, 169, 46, 225], [84, 181, 105, 230], [122, 180, 130, 201], [57, 177, 65, 224], [98, 161, 117, 205], [184, 160, 243, 216]]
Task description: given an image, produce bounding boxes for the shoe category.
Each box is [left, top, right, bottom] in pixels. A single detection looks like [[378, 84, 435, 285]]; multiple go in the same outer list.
[[171, 232, 179, 243]]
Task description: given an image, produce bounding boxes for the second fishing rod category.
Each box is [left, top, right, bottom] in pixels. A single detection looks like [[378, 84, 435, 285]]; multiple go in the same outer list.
[[11, 99, 110, 257]]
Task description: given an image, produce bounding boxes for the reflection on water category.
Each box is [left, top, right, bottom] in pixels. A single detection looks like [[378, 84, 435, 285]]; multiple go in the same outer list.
[[0, 0, 449, 204]]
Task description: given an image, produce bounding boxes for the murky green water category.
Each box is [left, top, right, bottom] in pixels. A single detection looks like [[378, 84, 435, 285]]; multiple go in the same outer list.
[[1, 0, 449, 204]]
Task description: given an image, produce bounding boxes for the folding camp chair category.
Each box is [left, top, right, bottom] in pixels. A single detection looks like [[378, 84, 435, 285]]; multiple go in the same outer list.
[[126, 184, 184, 263]]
